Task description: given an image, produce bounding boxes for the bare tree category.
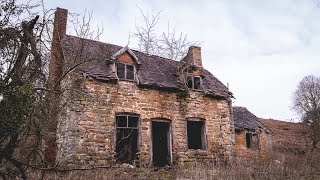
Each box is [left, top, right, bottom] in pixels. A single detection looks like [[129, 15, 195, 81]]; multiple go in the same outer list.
[[134, 9, 161, 55], [158, 25, 196, 60], [134, 9, 198, 60], [0, 0, 54, 179], [0, 1, 104, 178], [69, 10, 104, 40], [292, 75, 320, 151]]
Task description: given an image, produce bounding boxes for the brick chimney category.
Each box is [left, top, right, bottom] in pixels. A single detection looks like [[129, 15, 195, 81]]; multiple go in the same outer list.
[[49, 7, 68, 90], [46, 7, 68, 164], [181, 46, 202, 67]]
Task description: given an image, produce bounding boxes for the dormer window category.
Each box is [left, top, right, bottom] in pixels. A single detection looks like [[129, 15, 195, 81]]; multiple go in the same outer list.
[[112, 46, 140, 81], [116, 63, 135, 80], [187, 76, 201, 90]]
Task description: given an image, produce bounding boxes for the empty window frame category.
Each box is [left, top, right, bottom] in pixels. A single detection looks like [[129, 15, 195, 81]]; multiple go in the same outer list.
[[187, 76, 201, 90], [116, 63, 135, 80], [115, 114, 139, 163], [187, 119, 206, 150], [245, 132, 260, 149]]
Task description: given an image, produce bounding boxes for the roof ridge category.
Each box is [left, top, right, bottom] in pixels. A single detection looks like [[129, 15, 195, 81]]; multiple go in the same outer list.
[[233, 106, 247, 109], [65, 34, 123, 49], [131, 49, 180, 63], [65, 34, 182, 64]]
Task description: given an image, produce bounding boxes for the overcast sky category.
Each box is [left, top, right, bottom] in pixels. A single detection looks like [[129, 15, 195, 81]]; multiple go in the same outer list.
[[42, 0, 320, 121]]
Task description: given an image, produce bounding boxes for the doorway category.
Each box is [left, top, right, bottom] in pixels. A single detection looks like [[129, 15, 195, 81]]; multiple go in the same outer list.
[[152, 121, 171, 166]]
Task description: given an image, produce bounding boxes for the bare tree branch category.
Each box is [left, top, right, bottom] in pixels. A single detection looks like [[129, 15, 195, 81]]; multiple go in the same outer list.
[[133, 9, 199, 60]]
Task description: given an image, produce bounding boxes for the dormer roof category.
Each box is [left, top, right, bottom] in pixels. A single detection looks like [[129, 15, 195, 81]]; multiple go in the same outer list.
[[111, 46, 141, 65]]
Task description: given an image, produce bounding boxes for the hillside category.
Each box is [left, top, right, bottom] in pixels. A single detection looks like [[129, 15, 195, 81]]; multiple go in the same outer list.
[[260, 119, 309, 154]]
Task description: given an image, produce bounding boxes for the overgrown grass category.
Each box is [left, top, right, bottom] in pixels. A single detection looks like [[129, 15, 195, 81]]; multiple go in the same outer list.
[[176, 152, 320, 180], [26, 152, 320, 180]]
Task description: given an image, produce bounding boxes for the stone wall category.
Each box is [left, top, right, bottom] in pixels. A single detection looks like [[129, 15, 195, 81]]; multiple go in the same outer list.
[[56, 74, 235, 167], [235, 129, 272, 159]]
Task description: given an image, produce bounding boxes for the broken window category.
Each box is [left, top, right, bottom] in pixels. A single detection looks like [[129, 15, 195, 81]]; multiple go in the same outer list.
[[115, 114, 139, 164], [187, 120, 206, 150], [246, 132, 260, 149], [187, 76, 202, 90], [116, 63, 135, 80]]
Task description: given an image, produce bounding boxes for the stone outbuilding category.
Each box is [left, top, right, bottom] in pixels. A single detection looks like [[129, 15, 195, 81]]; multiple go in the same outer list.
[[233, 106, 272, 159], [49, 8, 235, 167]]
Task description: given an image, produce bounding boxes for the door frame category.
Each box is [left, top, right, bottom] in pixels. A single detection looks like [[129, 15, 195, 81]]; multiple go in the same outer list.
[[150, 119, 172, 166]]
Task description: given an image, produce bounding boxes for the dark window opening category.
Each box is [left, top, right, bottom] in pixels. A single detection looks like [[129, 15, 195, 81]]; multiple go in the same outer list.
[[187, 120, 206, 150], [126, 64, 134, 80], [128, 117, 138, 127], [115, 115, 139, 164], [184, 67, 193, 73], [187, 76, 193, 89], [116, 63, 135, 80], [116, 63, 125, 79], [194, 76, 201, 89], [187, 76, 201, 90], [152, 121, 171, 166], [246, 132, 260, 149]]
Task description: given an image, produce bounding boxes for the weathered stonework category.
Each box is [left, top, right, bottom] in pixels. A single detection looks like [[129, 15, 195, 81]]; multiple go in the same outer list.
[[56, 75, 235, 167], [233, 107, 272, 160], [235, 129, 272, 159], [50, 7, 236, 168]]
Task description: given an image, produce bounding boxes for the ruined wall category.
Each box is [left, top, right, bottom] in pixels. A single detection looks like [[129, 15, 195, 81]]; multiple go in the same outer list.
[[235, 129, 271, 159], [56, 74, 235, 167]]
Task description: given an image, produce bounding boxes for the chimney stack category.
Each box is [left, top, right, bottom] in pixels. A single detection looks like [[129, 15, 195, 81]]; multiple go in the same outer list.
[[49, 7, 68, 90], [181, 46, 202, 67], [46, 7, 68, 164]]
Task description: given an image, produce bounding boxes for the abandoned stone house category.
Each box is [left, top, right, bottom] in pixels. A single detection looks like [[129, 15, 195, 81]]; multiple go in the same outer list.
[[233, 106, 272, 158], [49, 8, 236, 167]]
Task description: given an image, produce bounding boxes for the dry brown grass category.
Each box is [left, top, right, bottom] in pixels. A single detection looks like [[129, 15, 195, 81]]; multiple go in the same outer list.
[[176, 152, 320, 180], [23, 119, 320, 179], [27, 166, 175, 180], [260, 119, 309, 154], [25, 152, 320, 180]]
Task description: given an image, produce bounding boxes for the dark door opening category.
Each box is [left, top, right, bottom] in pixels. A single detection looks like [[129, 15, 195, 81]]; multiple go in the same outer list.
[[152, 121, 171, 166]]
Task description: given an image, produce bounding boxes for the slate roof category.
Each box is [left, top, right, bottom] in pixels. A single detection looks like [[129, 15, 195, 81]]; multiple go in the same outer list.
[[61, 35, 232, 99], [233, 106, 267, 130]]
